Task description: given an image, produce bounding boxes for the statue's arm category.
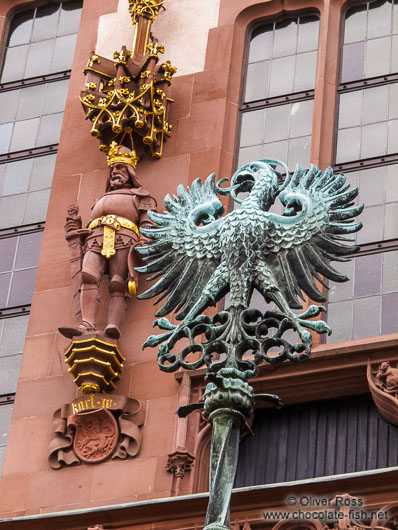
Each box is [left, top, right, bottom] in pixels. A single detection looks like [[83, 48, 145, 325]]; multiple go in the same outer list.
[[136, 196, 157, 246]]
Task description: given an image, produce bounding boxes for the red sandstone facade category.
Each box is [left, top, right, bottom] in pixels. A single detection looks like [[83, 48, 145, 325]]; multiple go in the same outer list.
[[0, 0, 397, 529]]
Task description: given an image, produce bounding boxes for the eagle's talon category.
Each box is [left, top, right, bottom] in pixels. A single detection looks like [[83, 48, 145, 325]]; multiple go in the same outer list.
[[159, 343, 169, 354]]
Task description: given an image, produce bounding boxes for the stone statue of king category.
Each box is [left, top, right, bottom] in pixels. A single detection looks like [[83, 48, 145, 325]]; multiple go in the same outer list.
[[59, 142, 156, 340]]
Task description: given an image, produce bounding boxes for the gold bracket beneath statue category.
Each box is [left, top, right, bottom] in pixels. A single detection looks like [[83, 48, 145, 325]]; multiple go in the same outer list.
[[64, 335, 125, 394]]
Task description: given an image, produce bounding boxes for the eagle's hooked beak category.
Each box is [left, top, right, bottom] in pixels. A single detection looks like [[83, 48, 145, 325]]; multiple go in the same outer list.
[[217, 159, 291, 204]]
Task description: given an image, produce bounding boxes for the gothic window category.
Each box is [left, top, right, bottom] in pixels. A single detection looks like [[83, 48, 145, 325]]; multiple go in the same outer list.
[[238, 14, 320, 169], [327, 0, 398, 342], [0, 0, 82, 475]]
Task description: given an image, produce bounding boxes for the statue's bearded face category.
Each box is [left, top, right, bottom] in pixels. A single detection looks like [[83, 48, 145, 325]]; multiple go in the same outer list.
[[109, 163, 134, 190]]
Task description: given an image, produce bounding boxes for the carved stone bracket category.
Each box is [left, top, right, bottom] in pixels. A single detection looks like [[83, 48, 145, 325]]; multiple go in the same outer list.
[[48, 394, 146, 469], [166, 449, 195, 478], [367, 360, 398, 425]]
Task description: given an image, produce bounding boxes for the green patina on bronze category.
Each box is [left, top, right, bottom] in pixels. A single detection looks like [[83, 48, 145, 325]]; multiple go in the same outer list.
[[137, 159, 363, 530]]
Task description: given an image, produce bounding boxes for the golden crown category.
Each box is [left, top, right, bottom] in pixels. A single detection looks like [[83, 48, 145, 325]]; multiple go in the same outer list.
[[107, 142, 140, 168]]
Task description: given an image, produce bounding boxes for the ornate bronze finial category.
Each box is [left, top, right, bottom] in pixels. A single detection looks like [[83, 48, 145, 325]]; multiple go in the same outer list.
[[139, 160, 364, 530], [80, 1, 176, 166]]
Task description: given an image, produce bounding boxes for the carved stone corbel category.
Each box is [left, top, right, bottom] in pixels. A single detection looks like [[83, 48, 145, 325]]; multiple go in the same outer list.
[[367, 360, 398, 425], [166, 449, 195, 478]]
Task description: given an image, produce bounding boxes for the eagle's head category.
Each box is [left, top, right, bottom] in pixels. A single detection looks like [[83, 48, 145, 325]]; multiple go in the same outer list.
[[226, 159, 290, 208]]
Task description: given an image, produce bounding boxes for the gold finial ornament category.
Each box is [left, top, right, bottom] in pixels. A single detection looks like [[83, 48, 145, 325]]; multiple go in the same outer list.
[[106, 142, 139, 168], [129, 0, 164, 25], [65, 337, 125, 394]]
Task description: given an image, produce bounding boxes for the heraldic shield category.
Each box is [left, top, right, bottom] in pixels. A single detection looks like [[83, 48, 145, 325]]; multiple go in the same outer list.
[[70, 408, 119, 463]]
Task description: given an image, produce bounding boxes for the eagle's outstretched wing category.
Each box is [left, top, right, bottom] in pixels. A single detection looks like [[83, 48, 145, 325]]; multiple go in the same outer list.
[[261, 164, 363, 309], [136, 173, 224, 319]]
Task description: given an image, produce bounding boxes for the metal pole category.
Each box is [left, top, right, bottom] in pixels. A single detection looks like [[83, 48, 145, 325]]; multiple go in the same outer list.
[[202, 368, 254, 530]]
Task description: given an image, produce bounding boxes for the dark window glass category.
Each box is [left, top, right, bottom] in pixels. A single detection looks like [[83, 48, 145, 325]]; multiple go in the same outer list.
[[0, 46, 28, 83], [0, 355, 22, 394], [0, 123, 13, 154], [0, 403, 13, 476], [336, 85, 398, 164], [0, 238, 18, 273], [0, 314, 29, 357], [2, 159, 33, 196], [244, 14, 320, 103], [51, 34, 77, 72], [58, 1, 82, 36], [341, 0, 398, 83], [239, 15, 319, 170], [0, 0, 82, 477], [7, 10, 34, 47], [0, 231, 43, 308], [327, 249, 398, 342], [8, 268, 38, 307], [15, 231, 43, 269], [0, 273, 11, 308], [0, 90, 19, 124], [330, 1, 398, 342], [1, 0, 82, 82], [31, 3, 60, 42], [0, 153, 56, 229]]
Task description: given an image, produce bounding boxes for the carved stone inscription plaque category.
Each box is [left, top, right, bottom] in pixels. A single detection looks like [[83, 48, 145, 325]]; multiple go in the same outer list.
[[49, 394, 146, 468]]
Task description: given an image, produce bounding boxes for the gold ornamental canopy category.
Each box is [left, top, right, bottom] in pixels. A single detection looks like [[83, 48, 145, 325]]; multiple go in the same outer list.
[[80, 0, 176, 166]]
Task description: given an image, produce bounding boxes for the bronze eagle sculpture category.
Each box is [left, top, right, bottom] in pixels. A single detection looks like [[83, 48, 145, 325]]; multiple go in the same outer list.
[[136, 160, 363, 365]]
